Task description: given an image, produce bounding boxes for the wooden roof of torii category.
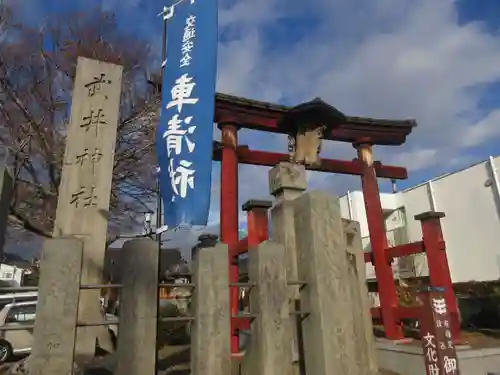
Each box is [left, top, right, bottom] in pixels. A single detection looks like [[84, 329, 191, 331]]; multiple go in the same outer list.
[[148, 80, 417, 146], [215, 93, 417, 146]]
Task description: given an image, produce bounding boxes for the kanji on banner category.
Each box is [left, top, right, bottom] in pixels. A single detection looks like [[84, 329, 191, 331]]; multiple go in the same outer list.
[[156, 0, 218, 227]]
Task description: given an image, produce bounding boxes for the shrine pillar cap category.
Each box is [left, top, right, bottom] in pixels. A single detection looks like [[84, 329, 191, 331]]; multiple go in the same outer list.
[[242, 200, 273, 212], [414, 211, 446, 221]]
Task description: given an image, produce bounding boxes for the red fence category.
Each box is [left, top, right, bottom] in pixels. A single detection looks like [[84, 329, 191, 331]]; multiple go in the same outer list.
[[229, 201, 460, 345]]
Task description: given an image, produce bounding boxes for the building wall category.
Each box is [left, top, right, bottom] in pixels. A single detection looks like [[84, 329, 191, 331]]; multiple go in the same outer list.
[[339, 155, 500, 283], [340, 191, 403, 238], [339, 191, 404, 279], [0, 264, 24, 287], [398, 184, 431, 278], [406, 157, 500, 283]]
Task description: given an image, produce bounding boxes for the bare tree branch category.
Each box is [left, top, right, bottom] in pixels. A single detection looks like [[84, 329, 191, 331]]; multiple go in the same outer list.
[[0, 5, 159, 245]]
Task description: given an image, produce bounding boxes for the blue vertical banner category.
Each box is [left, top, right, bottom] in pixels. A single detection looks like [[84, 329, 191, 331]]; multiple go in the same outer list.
[[156, 0, 218, 227]]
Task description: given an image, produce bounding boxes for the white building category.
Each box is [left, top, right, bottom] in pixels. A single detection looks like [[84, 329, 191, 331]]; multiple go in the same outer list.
[[0, 263, 29, 287], [339, 155, 500, 284]]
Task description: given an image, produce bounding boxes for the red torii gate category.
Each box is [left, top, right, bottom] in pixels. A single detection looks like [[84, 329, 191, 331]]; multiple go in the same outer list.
[[212, 93, 459, 352], [151, 78, 458, 350]]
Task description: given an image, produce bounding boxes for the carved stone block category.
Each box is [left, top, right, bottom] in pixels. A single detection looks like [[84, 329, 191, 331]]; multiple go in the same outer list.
[[268, 162, 307, 197]]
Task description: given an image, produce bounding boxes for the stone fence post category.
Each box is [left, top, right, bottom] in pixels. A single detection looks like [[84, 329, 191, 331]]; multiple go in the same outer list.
[[293, 191, 362, 375], [191, 244, 231, 375], [115, 238, 159, 375], [269, 161, 307, 375], [29, 237, 84, 375], [242, 240, 293, 375], [343, 219, 379, 374]]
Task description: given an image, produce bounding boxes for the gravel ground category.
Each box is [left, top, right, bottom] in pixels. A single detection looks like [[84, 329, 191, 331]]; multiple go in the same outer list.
[[5, 328, 500, 375]]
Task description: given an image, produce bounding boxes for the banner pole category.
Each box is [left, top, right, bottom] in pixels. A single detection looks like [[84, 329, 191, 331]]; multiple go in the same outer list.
[[157, 8, 168, 252], [155, 10, 169, 372]]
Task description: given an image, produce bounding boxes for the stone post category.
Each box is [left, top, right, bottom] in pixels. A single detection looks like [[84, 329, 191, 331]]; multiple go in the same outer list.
[[293, 191, 359, 375], [192, 233, 219, 260], [343, 219, 379, 374], [115, 238, 159, 375], [242, 240, 293, 375], [269, 161, 307, 203], [28, 237, 84, 375], [191, 244, 231, 375], [268, 161, 306, 375], [52, 57, 124, 358]]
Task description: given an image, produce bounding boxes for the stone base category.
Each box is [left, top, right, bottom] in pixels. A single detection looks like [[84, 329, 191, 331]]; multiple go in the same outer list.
[[376, 339, 500, 375]]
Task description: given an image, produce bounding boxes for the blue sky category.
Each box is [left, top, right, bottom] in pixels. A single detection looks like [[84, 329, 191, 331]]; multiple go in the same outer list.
[[8, 0, 500, 252]]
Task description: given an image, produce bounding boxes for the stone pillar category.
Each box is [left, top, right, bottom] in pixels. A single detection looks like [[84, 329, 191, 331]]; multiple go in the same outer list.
[[191, 244, 231, 375], [29, 237, 84, 375], [294, 191, 359, 375], [115, 238, 159, 375], [242, 241, 293, 375], [52, 57, 124, 358], [343, 219, 379, 374], [0, 151, 13, 263], [192, 233, 218, 260], [268, 161, 306, 374]]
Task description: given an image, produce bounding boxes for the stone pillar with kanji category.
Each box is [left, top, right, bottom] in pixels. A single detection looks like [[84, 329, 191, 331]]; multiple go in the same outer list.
[[52, 57, 123, 359], [419, 286, 460, 375]]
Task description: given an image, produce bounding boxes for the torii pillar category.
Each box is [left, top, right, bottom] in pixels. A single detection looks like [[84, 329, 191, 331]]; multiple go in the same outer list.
[[355, 138, 403, 340], [218, 122, 241, 352]]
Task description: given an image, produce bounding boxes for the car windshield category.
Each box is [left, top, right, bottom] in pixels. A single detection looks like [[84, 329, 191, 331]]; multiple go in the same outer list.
[[5, 305, 36, 323]]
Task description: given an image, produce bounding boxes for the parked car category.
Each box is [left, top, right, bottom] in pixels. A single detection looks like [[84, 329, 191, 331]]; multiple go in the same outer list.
[[0, 300, 118, 363]]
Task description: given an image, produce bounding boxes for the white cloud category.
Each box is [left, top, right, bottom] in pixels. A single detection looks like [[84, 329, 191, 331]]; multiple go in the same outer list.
[[210, 0, 500, 222], [389, 148, 439, 171], [459, 109, 500, 149], [14, 0, 499, 243]]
